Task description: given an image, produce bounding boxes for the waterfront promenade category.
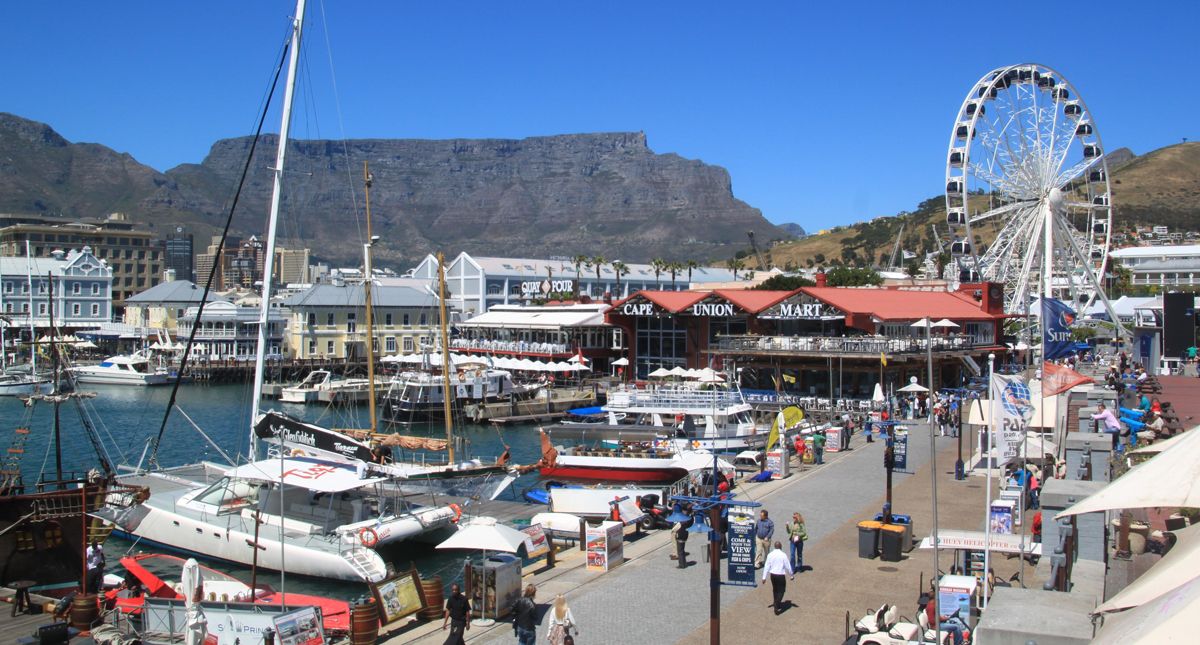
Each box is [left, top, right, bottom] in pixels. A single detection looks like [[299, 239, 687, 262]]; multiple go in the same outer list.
[[387, 421, 1031, 644]]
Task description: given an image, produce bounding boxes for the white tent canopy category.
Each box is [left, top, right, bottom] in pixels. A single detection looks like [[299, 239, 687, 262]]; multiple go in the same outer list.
[[1092, 574, 1200, 644], [435, 516, 527, 554], [1058, 428, 1200, 518], [1129, 426, 1196, 455], [1094, 523, 1200, 614], [648, 368, 671, 378], [611, 357, 629, 366]]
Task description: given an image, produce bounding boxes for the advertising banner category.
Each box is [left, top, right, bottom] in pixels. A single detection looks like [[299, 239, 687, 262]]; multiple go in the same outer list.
[[825, 426, 842, 453], [725, 513, 757, 587], [521, 524, 551, 559], [1042, 298, 1077, 360], [273, 606, 326, 645], [892, 430, 908, 471], [989, 374, 1034, 465], [989, 500, 1015, 535]]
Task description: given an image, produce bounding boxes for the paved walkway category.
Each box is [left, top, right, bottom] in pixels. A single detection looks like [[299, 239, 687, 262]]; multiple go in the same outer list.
[[385, 424, 1037, 645]]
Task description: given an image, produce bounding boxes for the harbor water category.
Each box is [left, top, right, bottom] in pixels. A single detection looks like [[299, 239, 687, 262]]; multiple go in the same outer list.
[[4, 382, 548, 599]]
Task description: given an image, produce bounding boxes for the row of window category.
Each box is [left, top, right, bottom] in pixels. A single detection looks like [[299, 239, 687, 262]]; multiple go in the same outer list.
[[306, 335, 426, 356], [305, 311, 430, 329], [2, 281, 106, 295], [3, 302, 102, 316]]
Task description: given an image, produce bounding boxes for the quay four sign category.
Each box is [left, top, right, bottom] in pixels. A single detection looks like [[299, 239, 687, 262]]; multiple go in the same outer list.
[[521, 278, 577, 297]]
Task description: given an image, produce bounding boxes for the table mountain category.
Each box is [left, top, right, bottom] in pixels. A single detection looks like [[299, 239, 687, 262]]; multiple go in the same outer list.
[[0, 113, 782, 267]]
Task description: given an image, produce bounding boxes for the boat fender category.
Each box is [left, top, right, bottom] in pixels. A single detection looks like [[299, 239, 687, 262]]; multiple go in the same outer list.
[[449, 503, 463, 523], [359, 527, 380, 548], [692, 440, 701, 450]]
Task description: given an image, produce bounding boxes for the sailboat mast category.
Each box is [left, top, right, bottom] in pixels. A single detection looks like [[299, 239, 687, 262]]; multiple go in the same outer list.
[[250, 0, 307, 451], [25, 241, 36, 377], [48, 271, 62, 486], [362, 162, 379, 434], [436, 253, 455, 463]]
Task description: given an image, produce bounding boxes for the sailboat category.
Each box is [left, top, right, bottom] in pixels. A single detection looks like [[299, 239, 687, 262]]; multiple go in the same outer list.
[[102, 0, 460, 584], [0, 244, 52, 396], [0, 273, 146, 589]]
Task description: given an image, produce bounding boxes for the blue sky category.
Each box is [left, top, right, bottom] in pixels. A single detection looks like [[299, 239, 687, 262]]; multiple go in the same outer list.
[[2, 1, 1196, 233]]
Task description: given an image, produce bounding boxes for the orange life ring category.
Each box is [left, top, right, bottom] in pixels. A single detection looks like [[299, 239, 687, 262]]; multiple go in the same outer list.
[[692, 440, 701, 450], [359, 527, 379, 548], [448, 503, 463, 524]]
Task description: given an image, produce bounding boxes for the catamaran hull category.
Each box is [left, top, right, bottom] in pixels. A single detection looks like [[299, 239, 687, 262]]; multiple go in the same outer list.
[[110, 504, 393, 583]]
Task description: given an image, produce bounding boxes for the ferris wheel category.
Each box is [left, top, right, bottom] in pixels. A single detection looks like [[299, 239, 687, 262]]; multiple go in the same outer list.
[[943, 63, 1118, 319]]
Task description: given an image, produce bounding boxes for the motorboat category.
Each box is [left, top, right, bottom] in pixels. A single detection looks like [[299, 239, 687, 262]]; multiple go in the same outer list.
[[112, 553, 351, 633], [105, 457, 459, 583], [536, 429, 733, 484], [279, 369, 372, 404], [69, 350, 173, 386], [553, 380, 766, 452], [0, 370, 51, 396], [382, 366, 543, 421]]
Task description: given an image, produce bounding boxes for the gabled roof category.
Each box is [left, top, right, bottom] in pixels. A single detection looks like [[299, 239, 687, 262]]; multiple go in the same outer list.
[[613, 290, 711, 313], [125, 280, 227, 305], [802, 287, 1001, 321], [713, 289, 796, 314], [281, 283, 435, 308]]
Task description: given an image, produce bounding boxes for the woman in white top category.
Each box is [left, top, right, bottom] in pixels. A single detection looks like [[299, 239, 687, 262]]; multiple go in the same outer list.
[[547, 594, 577, 645]]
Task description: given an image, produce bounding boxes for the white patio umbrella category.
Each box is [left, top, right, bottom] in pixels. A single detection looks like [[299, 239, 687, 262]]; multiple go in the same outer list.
[[649, 367, 671, 378], [668, 366, 689, 377], [77, 340, 98, 349], [897, 378, 928, 393], [1058, 427, 1200, 518], [932, 319, 960, 329], [872, 382, 886, 403], [569, 363, 591, 372], [181, 558, 208, 645], [568, 353, 589, 364], [683, 368, 701, 379], [436, 517, 527, 625], [1092, 573, 1200, 644], [611, 357, 630, 367], [1094, 523, 1200, 614]]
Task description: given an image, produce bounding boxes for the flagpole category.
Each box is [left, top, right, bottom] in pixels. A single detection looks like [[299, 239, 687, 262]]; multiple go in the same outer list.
[[984, 353, 995, 609]]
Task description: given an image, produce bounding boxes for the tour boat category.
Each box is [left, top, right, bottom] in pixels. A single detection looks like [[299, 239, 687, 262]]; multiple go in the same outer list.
[[553, 380, 766, 452], [113, 553, 351, 633], [69, 350, 173, 386], [381, 366, 543, 422], [279, 369, 372, 404], [536, 429, 729, 484]]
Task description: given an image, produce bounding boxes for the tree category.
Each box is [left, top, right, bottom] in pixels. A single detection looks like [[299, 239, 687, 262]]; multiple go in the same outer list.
[[668, 262, 682, 289], [813, 253, 826, 264], [753, 274, 816, 290], [729, 257, 746, 280], [572, 254, 589, 299], [686, 259, 699, 285], [651, 258, 667, 288], [591, 255, 607, 297], [825, 266, 883, 286], [611, 261, 629, 298], [1071, 327, 1097, 342]]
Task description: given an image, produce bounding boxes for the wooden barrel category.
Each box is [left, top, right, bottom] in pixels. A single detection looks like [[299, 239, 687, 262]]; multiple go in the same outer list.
[[350, 599, 380, 645], [70, 593, 99, 631], [417, 576, 444, 621]]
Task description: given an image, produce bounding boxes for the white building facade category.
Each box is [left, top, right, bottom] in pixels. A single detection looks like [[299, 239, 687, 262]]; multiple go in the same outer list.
[[0, 247, 113, 327], [1109, 244, 1200, 288]]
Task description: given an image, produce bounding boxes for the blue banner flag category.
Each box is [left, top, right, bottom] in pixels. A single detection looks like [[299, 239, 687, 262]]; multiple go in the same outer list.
[[1042, 298, 1077, 360]]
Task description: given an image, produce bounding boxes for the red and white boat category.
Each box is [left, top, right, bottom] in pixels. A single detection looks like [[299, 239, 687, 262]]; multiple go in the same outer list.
[[111, 553, 352, 634], [536, 430, 732, 483]]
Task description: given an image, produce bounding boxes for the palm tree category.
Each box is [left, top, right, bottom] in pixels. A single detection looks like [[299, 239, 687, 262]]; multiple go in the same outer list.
[[611, 261, 629, 298], [591, 255, 607, 297], [668, 261, 682, 289], [572, 254, 588, 299], [685, 259, 698, 286], [651, 258, 667, 288], [729, 257, 746, 280]]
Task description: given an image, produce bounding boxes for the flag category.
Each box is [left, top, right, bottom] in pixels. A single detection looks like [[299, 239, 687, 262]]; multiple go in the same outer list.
[[782, 373, 796, 384], [1042, 361, 1094, 396], [989, 373, 1034, 466], [880, 352, 888, 367], [1042, 298, 1077, 360], [766, 406, 804, 451]]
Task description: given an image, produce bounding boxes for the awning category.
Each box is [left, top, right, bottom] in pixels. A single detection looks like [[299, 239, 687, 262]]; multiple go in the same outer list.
[[917, 529, 1042, 555], [458, 309, 607, 330], [1092, 574, 1200, 644], [225, 457, 385, 493], [1094, 523, 1200, 614], [1058, 428, 1200, 518], [1129, 427, 1196, 455]]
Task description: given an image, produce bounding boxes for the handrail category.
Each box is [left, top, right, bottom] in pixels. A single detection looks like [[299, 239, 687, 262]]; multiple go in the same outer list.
[[711, 334, 988, 355]]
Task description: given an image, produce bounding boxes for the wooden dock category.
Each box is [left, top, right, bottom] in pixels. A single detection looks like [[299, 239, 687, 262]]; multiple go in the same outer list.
[[488, 411, 567, 425]]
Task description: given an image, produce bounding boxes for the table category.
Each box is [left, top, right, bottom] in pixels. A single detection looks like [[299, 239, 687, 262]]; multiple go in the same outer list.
[[9, 579, 36, 616]]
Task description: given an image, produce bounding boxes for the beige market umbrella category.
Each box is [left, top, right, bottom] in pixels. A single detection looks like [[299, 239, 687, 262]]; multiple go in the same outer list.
[[648, 367, 671, 378], [1094, 523, 1200, 614], [1129, 427, 1196, 455], [1092, 573, 1200, 643], [1058, 428, 1200, 518]]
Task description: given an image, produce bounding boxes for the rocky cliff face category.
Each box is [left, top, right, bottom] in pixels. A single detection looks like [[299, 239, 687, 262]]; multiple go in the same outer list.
[[0, 114, 782, 267]]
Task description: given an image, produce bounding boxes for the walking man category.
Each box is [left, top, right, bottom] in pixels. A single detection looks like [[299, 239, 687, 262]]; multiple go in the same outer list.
[[762, 540, 794, 614], [672, 508, 692, 568], [754, 509, 774, 568], [512, 584, 538, 645], [442, 583, 470, 645], [813, 430, 826, 465], [86, 539, 105, 594]]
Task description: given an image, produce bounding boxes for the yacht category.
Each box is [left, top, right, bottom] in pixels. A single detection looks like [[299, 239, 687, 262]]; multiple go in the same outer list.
[[105, 457, 459, 583], [382, 366, 542, 421], [69, 350, 173, 386], [0, 370, 51, 397], [279, 369, 372, 404]]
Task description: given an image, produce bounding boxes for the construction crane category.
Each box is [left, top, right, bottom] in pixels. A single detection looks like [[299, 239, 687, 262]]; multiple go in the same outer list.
[[746, 230, 770, 270]]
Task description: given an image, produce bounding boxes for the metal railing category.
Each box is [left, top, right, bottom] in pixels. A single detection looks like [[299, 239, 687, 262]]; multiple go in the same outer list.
[[712, 333, 986, 355], [607, 386, 745, 409]]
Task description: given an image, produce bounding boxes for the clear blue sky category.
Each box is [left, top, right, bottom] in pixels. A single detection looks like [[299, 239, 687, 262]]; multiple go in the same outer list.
[[3, 1, 1196, 233]]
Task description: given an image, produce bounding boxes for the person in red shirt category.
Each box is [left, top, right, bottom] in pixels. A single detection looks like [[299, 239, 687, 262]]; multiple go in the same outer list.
[[1032, 511, 1042, 544]]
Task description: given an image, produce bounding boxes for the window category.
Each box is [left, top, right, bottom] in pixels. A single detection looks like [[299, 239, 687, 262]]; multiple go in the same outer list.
[[22, 303, 28, 313], [91, 303, 100, 316], [307, 312, 316, 326], [403, 337, 415, 352], [418, 313, 427, 326], [38, 282, 47, 294], [72, 303, 81, 316], [2, 282, 10, 294], [403, 313, 410, 326], [326, 312, 335, 326], [92, 283, 100, 295], [385, 313, 393, 326], [346, 312, 357, 333], [38, 303, 47, 315], [21, 282, 28, 294], [385, 336, 396, 352], [72, 282, 81, 295], [308, 340, 316, 355], [326, 340, 335, 354]]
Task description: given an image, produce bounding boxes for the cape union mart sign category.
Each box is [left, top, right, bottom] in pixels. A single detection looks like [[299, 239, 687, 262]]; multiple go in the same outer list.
[[619, 302, 737, 317]]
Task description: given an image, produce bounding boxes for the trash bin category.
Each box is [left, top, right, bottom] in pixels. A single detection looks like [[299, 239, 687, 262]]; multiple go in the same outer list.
[[879, 524, 905, 562], [875, 513, 914, 552], [857, 520, 882, 559]]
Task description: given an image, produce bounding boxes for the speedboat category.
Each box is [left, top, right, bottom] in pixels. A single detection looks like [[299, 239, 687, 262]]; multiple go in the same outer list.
[[280, 369, 372, 404], [104, 456, 459, 583], [0, 370, 51, 396], [69, 350, 173, 386], [112, 553, 352, 633], [536, 429, 732, 484]]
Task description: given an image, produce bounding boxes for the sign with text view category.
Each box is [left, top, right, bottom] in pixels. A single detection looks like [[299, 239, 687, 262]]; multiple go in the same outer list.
[[726, 512, 757, 587]]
